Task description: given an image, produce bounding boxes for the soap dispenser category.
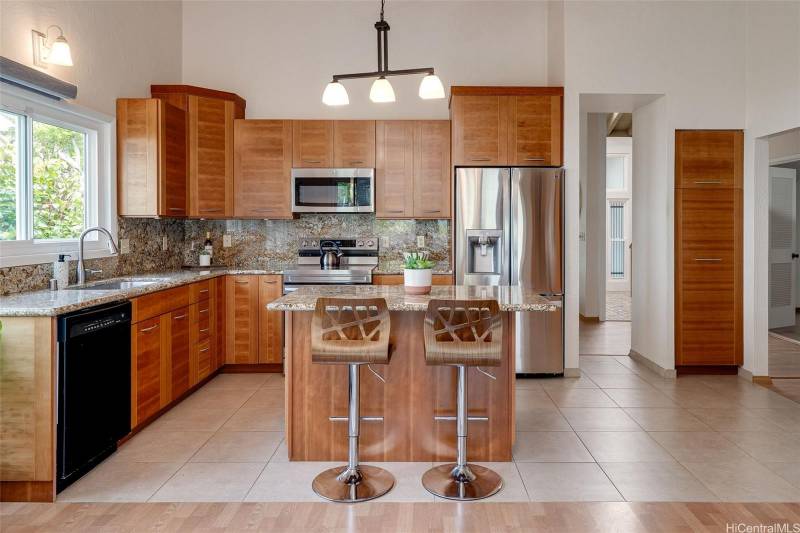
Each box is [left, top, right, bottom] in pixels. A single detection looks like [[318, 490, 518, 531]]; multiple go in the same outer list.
[[53, 254, 70, 289]]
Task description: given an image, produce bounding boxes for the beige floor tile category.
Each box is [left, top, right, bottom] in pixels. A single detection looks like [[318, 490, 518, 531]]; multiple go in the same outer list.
[[515, 388, 557, 408], [205, 373, 270, 390], [179, 388, 256, 410], [663, 387, 745, 409], [747, 408, 800, 432], [730, 387, 800, 409], [147, 406, 235, 432], [190, 431, 284, 463], [600, 462, 716, 502], [222, 407, 284, 431], [372, 462, 434, 502], [762, 462, 800, 489], [720, 431, 800, 462], [150, 462, 264, 502], [270, 439, 289, 463], [515, 407, 572, 431], [560, 408, 641, 431], [260, 373, 286, 390], [115, 430, 214, 462], [431, 462, 528, 502], [241, 388, 285, 409], [682, 457, 800, 502], [602, 388, 678, 408], [581, 361, 635, 376], [688, 408, 785, 432], [539, 376, 598, 390], [648, 432, 748, 463], [622, 408, 711, 431], [513, 431, 594, 462], [545, 388, 617, 408], [587, 374, 653, 389], [515, 378, 545, 390], [245, 461, 340, 501], [57, 457, 181, 502], [517, 463, 623, 502], [577, 431, 674, 463]]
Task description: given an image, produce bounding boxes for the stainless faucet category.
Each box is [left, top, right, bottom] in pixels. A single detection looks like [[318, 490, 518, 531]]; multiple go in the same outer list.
[[77, 226, 120, 285]]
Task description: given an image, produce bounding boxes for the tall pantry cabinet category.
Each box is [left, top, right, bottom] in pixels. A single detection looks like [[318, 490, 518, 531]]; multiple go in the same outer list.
[[674, 130, 743, 371]]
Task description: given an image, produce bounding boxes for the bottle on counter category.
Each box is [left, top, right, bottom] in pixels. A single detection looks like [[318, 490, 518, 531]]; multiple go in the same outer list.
[[53, 254, 70, 289], [204, 232, 214, 260]]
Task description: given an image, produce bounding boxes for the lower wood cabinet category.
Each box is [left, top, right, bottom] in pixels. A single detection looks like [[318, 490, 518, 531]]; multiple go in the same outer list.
[[132, 316, 167, 426], [168, 307, 192, 400], [259, 276, 284, 364], [226, 274, 283, 365]]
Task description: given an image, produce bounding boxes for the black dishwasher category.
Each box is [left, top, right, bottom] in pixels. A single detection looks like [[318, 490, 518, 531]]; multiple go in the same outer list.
[[57, 300, 131, 492]]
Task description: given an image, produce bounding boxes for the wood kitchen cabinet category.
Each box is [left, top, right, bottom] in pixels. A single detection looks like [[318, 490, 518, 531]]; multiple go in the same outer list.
[[292, 120, 334, 167], [234, 119, 293, 219], [450, 87, 563, 167], [334, 120, 376, 168], [117, 98, 187, 217], [258, 275, 284, 364], [375, 120, 451, 219], [674, 130, 743, 371], [225, 274, 283, 365], [132, 316, 168, 426], [151, 85, 246, 219], [168, 306, 192, 401], [214, 277, 226, 370]]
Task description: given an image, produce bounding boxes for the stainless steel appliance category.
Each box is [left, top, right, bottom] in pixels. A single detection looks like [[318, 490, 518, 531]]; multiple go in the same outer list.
[[455, 168, 564, 375], [291, 168, 375, 213], [283, 237, 378, 292]]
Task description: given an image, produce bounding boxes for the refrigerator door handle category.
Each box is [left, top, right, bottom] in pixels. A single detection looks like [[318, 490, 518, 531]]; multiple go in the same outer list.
[[502, 168, 511, 285]]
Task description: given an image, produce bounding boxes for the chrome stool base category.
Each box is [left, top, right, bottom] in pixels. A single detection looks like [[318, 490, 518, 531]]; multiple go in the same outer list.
[[312, 465, 395, 503], [422, 463, 502, 501]]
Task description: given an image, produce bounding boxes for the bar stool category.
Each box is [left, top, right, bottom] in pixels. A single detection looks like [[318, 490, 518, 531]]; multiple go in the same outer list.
[[421, 299, 503, 501], [310, 297, 395, 503]]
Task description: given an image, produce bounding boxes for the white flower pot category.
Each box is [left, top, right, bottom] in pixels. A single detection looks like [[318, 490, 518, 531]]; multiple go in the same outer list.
[[404, 268, 432, 295], [199, 255, 211, 267]]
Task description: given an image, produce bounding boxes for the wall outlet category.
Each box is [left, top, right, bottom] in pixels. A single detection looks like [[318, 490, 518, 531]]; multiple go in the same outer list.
[[162, 235, 168, 251], [223, 234, 232, 248], [416, 235, 425, 248], [119, 238, 130, 254]]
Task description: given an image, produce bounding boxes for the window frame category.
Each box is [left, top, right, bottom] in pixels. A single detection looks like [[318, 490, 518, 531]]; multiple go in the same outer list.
[[0, 84, 116, 268]]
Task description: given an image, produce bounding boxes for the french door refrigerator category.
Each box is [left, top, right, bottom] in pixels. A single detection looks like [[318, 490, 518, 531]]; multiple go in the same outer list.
[[454, 168, 564, 375]]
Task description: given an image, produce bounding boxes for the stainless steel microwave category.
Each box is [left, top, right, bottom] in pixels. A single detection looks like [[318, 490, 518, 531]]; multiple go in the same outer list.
[[291, 168, 375, 213]]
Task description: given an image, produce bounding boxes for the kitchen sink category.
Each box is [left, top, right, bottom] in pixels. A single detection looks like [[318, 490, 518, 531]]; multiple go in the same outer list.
[[67, 279, 169, 291]]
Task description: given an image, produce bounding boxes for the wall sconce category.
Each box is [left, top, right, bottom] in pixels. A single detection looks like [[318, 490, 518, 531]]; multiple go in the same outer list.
[[32, 25, 73, 68]]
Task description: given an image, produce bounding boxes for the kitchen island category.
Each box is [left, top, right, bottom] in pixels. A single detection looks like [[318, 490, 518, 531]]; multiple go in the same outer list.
[[268, 285, 560, 462]]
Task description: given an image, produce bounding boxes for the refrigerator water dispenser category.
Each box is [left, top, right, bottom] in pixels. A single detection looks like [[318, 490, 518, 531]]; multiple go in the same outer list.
[[466, 229, 503, 274]]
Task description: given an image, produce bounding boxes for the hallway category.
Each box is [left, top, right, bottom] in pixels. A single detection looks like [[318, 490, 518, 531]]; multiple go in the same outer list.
[[580, 319, 631, 356]]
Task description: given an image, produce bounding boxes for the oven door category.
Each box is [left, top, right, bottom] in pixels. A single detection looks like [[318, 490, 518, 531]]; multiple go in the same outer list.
[[291, 168, 374, 213]]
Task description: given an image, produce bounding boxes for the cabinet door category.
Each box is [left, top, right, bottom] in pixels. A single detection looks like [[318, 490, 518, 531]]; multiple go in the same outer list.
[[675, 130, 743, 189], [188, 95, 234, 217], [161, 101, 188, 216], [376, 121, 414, 218], [451, 95, 509, 166], [132, 316, 166, 426], [169, 307, 191, 400], [675, 188, 742, 366], [214, 277, 226, 370], [196, 339, 213, 381], [226, 275, 259, 364], [234, 119, 292, 219], [508, 95, 562, 167], [117, 98, 159, 217], [258, 275, 284, 364], [414, 120, 451, 218], [334, 120, 376, 168], [292, 120, 333, 167]]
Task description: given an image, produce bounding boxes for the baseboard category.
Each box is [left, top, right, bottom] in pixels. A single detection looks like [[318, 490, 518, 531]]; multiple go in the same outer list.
[[564, 367, 581, 377], [738, 366, 772, 385], [0, 480, 54, 503], [222, 363, 283, 373], [675, 365, 738, 376], [628, 350, 677, 379]]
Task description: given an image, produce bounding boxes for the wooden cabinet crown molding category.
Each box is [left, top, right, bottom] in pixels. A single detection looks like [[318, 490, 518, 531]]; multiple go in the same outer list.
[[449, 86, 563, 107], [150, 84, 246, 113]]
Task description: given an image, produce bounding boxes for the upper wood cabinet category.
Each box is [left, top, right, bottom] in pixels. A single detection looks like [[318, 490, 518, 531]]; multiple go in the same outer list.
[[675, 130, 743, 189], [234, 119, 293, 219], [450, 87, 563, 167], [375, 120, 451, 219], [151, 85, 245, 219], [292, 120, 334, 167], [117, 98, 187, 217], [334, 120, 376, 167]]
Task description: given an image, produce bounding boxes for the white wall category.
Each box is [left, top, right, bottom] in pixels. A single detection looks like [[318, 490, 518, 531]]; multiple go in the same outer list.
[[181, 0, 549, 119], [0, 1, 183, 116], [580, 113, 606, 319]]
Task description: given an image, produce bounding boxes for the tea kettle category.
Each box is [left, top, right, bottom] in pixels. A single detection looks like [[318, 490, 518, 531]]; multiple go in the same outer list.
[[320, 241, 343, 269]]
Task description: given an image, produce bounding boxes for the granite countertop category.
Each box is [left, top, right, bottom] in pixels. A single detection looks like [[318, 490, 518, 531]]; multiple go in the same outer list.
[[268, 285, 560, 312], [0, 269, 282, 317]]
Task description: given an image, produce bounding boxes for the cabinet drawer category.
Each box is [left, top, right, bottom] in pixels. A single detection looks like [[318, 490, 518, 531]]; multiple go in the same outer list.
[[675, 130, 743, 189], [196, 299, 212, 341], [132, 285, 192, 323], [192, 280, 212, 302]]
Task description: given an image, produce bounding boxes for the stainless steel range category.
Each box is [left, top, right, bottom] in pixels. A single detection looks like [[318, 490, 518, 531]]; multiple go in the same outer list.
[[282, 238, 378, 293]]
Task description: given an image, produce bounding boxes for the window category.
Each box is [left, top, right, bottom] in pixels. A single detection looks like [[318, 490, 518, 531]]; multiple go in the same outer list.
[[606, 155, 625, 190], [609, 202, 625, 279], [0, 85, 114, 267]]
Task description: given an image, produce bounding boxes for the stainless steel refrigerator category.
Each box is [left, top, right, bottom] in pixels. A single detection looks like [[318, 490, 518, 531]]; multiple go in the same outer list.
[[454, 168, 564, 375]]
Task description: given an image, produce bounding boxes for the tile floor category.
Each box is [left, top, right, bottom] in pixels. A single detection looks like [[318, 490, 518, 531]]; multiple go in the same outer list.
[[605, 291, 632, 322], [58, 360, 800, 503]]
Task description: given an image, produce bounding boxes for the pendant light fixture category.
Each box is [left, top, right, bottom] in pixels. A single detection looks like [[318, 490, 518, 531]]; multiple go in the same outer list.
[[322, 0, 445, 105]]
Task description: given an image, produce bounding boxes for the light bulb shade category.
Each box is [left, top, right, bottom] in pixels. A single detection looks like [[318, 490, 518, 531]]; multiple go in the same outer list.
[[47, 36, 73, 66], [418, 74, 445, 100], [322, 81, 349, 106], [369, 77, 396, 103]]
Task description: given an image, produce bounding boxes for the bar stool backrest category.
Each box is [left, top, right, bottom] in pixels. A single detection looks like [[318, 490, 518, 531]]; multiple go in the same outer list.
[[311, 297, 391, 364], [423, 299, 503, 367]]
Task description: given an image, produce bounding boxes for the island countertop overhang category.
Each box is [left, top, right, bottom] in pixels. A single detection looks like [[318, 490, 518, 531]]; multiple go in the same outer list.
[[268, 284, 560, 312]]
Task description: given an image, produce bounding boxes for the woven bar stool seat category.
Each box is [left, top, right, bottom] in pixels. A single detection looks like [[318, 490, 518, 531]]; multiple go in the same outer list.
[[421, 299, 503, 501], [310, 297, 394, 503]]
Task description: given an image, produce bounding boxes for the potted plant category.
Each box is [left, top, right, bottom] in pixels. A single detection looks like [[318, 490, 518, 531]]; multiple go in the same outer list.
[[198, 249, 212, 267], [403, 252, 435, 295]]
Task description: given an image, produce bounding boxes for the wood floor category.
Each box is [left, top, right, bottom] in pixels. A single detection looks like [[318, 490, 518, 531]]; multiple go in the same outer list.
[[3, 501, 800, 532]]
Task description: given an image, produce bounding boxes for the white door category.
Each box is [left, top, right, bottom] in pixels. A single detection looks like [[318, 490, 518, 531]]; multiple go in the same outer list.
[[769, 166, 797, 329]]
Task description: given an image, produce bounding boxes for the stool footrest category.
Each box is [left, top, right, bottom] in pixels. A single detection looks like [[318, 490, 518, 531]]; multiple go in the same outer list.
[[329, 416, 384, 422], [434, 415, 489, 422]]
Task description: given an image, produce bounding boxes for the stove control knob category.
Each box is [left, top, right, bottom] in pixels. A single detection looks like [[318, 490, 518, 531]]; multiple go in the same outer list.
[[366, 240, 375, 247], [357, 240, 364, 247]]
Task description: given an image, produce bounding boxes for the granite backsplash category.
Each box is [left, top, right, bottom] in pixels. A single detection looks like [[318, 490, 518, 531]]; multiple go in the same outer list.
[[1, 215, 451, 296]]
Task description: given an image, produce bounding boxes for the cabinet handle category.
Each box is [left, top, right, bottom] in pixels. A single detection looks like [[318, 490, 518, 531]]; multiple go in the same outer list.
[[349, 160, 365, 165], [200, 208, 223, 213], [694, 180, 721, 185], [173, 314, 187, 320], [200, 328, 210, 333], [235, 280, 249, 284], [199, 289, 209, 294], [252, 208, 276, 212], [140, 324, 159, 333], [199, 347, 210, 353], [469, 157, 491, 162], [303, 159, 321, 164], [695, 258, 722, 262], [263, 280, 277, 284], [423, 209, 441, 213], [386, 209, 404, 213], [168, 207, 185, 212], [524, 157, 545, 161], [199, 309, 209, 314]]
